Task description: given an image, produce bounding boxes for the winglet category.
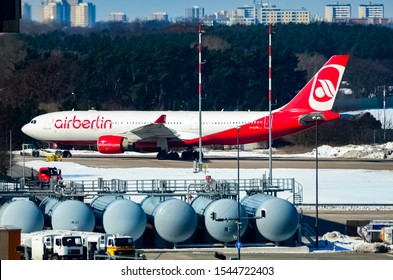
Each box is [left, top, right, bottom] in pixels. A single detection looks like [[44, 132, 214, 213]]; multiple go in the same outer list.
[[154, 114, 166, 124]]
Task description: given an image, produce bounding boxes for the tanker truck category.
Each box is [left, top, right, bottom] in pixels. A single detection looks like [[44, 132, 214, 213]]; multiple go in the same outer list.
[[79, 232, 138, 260], [19, 231, 84, 260]]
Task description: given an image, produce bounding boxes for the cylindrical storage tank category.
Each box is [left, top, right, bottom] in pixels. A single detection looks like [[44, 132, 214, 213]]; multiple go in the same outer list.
[[191, 197, 248, 243], [103, 199, 146, 239], [141, 196, 197, 244], [51, 200, 95, 231], [39, 197, 62, 227], [241, 194, 299, 242], [90, 196, 146, 240], [90, 196, 121, 227], [0, 200, 44, 233]]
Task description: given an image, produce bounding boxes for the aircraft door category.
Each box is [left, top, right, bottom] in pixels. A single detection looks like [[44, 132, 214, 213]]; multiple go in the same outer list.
[[190, 117, 198, 130], [44, 117, 53, 130], [264, 115, 272, 130]]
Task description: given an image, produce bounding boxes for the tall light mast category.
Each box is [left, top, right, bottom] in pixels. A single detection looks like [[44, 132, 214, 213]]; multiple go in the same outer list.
[[198, 23, 204, 172], [383, 86, 386, 141], [268, 24, 273, 185]]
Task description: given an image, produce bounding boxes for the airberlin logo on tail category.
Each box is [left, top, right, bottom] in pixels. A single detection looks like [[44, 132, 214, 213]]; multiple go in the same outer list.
[[54, 115, 113, 129], [309, 64, 345, 111]]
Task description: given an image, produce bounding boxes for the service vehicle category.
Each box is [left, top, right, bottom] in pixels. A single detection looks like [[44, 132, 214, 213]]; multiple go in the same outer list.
[[20, 144, 40, 157], [80, 232, 136, 260], [37, 167, 63, 188], [19, 232, 84, 260], [380, 227, 393, 245]]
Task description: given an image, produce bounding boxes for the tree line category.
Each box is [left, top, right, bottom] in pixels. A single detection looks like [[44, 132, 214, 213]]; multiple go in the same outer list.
[[0, 22, 392, 173]]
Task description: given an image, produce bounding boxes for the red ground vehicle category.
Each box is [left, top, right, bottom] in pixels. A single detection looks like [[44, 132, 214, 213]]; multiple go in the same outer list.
[[37, 167, 63, 188]]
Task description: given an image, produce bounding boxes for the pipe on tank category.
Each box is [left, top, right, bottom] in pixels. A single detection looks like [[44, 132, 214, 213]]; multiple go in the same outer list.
[[140, 196, 197, 244], [241, 194, 299, 242]]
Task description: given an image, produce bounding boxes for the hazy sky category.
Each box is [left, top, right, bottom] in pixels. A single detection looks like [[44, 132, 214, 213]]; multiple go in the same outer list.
[[26, 0, 393, 21]]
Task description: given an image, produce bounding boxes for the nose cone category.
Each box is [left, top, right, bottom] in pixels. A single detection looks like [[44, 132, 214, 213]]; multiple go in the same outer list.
[[21, 123, 34, 138], [21, 123, 29, 135]]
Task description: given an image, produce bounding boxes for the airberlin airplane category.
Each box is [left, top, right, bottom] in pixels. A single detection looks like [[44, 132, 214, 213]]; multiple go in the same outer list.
[[22, 55, 349, 160]]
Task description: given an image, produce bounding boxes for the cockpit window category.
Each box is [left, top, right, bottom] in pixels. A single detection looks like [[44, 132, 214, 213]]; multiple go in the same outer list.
[[30, 120, 37, 124]]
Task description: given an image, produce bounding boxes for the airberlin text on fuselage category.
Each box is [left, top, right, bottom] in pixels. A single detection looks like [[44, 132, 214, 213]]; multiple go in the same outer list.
[[54, 115, 113, 129]]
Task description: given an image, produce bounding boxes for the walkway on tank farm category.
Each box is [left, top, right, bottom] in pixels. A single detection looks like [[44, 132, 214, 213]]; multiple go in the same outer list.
[[0, 175, 302, 203]]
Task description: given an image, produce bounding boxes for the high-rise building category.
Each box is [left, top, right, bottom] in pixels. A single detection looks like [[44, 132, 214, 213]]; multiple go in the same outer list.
[[108, 12, 127, 22], [72, 2, 95, 27], [40, 0, 95, 27], [236, 4, 259, 25], [358, 3, 384, 18], [22, 2, 32, 21], [231, 2, 310, 25], [42, 0, 70, 25], [150, 12, 169, 22], [185, 6, 204, 22], [66, 0, 82, 5], [325, 3, 351, 22]]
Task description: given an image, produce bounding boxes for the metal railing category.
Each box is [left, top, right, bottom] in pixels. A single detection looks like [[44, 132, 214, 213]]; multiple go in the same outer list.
[[0, 176, 302, 204]]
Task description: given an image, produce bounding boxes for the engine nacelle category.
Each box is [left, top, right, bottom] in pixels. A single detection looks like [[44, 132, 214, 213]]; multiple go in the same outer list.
[[97, 135, 128, 154]]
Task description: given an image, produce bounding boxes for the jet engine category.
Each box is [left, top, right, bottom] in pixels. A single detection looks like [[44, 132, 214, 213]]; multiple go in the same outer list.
[[97, 135, 128, 154]]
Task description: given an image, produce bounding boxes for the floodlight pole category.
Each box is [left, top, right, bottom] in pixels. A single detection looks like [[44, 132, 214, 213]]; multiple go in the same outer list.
[[236, 126, 241, 260], [9, 130, 12, 177], [383, 86, 386, 141], [22, 142, 25, 187], [198, 23, 204, 172], [313, 115, 321, 249]]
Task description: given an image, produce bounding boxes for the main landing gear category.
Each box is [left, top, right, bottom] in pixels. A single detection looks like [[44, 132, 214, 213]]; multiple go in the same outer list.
[[55, 149, 72, 158], [156, 150, 180, 160], [156, 150, 203, 161], [180, 150, 202, 161]]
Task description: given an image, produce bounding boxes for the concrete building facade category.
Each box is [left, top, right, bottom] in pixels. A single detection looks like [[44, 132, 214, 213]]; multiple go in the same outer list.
[[358, 3, 384, 18], [325, 3, 351, 22]]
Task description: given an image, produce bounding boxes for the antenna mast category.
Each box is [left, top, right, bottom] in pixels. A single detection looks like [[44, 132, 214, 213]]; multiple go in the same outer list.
[[268, 23, 273, 185]]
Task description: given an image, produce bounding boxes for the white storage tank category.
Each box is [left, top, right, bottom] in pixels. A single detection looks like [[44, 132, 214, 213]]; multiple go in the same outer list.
[[39, 197, 95, 231], [141, 196, 197, 244], [0, 200, 44, 233], [241, 194, 299, 242], [90, 195, 146, 240], [191, 196, 248, 243]]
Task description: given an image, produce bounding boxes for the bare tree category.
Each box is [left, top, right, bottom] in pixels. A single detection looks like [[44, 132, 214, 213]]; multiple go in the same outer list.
[[296, 53, 326, 80], [203, 35, 231, 51], [345, 57, 393, 98], [0, 35, 27, 80], [3, 50, 82, 110]]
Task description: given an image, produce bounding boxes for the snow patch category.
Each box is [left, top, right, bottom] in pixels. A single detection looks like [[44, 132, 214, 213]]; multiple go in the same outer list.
[[353, 243, 391, 253]]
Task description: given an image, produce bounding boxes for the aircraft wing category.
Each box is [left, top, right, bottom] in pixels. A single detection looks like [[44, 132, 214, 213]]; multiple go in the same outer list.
[[115, 114, 184, 142]]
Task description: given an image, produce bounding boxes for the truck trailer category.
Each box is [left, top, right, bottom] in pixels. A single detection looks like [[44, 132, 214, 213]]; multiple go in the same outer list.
[[19, 231, 84, 260]]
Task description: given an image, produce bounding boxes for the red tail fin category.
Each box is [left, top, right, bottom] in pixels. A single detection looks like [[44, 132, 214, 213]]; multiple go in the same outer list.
[[282, 55, 349, 112]]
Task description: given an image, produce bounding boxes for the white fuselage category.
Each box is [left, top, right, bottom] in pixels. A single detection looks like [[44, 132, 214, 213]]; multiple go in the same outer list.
[[22, 110, 270, 146]]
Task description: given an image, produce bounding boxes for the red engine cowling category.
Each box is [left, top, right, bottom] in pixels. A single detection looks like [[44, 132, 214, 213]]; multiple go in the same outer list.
[[97, 135, 129, 154]]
